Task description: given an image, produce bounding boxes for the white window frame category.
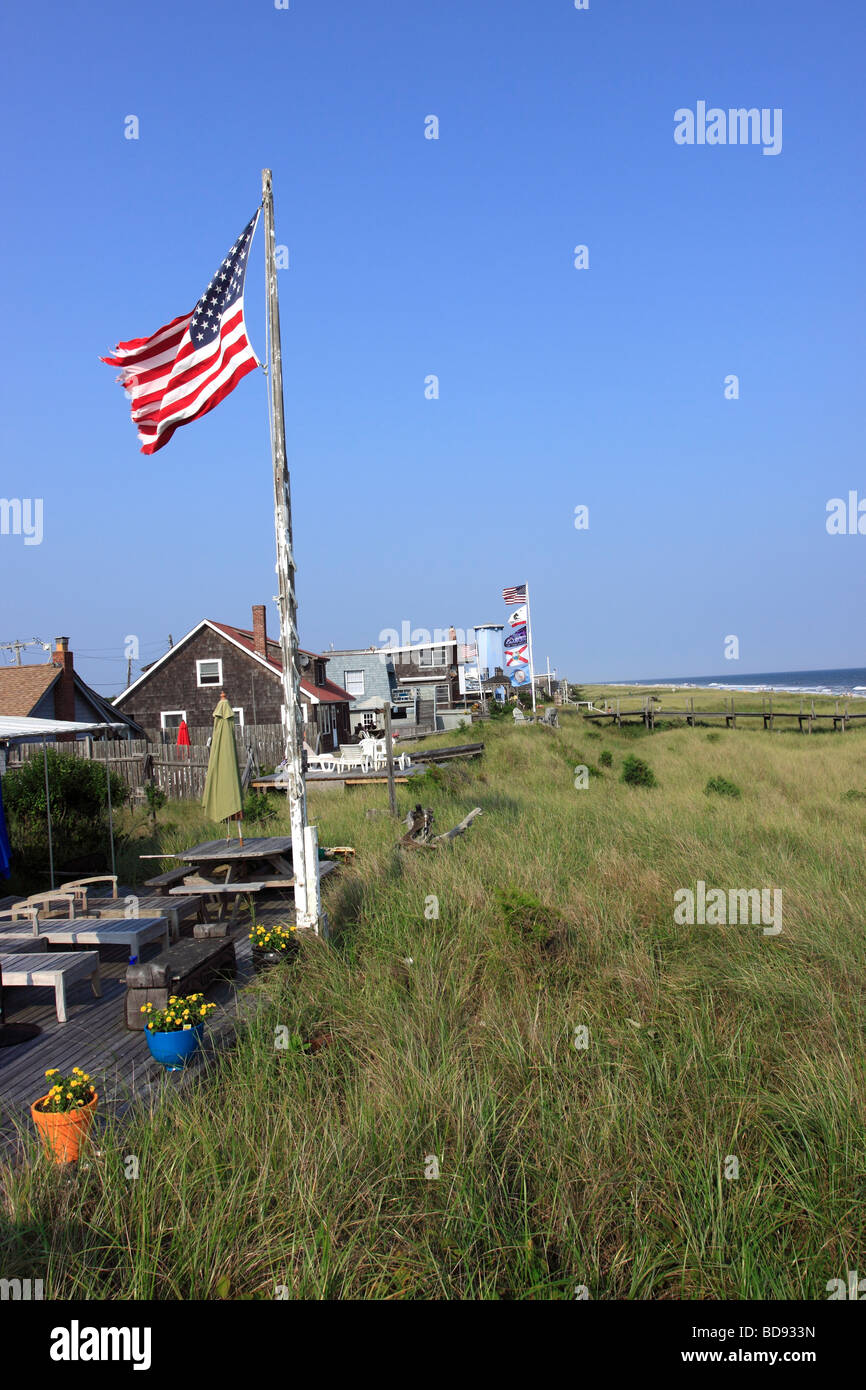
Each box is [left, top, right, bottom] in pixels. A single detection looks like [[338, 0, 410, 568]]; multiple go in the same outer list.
[[320, 705, 333, 735], [232, 706, 244, 728], [196, 657, 223, 687], [343, 669, 365, 698], [160, 710, 187, 731], [362, 710, 377, 728], [417, 646, 446, 667]]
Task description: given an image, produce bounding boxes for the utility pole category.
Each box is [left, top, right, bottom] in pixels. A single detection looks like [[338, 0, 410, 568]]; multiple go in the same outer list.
[[262, 168, 322, 935], [0, 638, 49, 666], [546, 656, 552, 698]]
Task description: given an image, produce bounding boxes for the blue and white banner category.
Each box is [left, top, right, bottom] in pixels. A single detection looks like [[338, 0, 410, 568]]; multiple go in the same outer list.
[[510, 667, 531, 688], [504, 625, 527, 650]]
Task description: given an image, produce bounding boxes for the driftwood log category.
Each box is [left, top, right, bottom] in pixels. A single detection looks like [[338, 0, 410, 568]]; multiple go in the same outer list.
[[398, 804, 482, 850]]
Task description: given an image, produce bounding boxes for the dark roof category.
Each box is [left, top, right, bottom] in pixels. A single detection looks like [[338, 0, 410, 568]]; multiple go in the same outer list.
[[209, 622, 352, 705]]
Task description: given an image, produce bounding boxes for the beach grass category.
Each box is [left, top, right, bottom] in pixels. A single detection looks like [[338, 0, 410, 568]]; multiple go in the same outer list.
[[1, 708, 864, 1299]]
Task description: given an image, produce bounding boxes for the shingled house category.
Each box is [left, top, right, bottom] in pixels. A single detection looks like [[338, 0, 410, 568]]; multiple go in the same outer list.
[[114, 606, 353, 750], [328, 630, 463, 736], [0, 638, 144, 740]]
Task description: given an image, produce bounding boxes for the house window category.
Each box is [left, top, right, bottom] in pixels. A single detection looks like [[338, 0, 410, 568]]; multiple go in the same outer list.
[[315, 661, 326, 687], [417, 647, 445, 667], [434, 684, 450, 704], [232, 707, 244, 728], [344, 669, 365, 698], [160, 710, 187, 731], [362, 710, 377, 728], [196, 658, 223, 687], [320, 705, 333, 734]]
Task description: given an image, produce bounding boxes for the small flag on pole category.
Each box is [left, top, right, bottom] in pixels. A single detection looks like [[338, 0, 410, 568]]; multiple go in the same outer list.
[[502, 582, 527, 604], [102, 211, 261, 454]]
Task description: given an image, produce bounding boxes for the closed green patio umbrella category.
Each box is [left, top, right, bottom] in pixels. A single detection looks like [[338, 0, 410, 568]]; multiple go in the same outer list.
[[202, 692, 244, 845]]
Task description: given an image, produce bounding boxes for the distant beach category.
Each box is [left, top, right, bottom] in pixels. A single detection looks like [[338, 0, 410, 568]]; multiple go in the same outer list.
[[595, 668, 866, 699]]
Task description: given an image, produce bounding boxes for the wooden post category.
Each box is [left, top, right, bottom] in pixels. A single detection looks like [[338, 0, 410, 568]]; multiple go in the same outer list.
[[102, 736, 116, 880], [383, 702, 397, 817], [43, 744, 55, 890], [262, 169, 321, 933]]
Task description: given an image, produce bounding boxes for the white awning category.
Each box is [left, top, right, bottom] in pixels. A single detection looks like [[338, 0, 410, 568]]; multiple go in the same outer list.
[[0, 716, 128, 742]]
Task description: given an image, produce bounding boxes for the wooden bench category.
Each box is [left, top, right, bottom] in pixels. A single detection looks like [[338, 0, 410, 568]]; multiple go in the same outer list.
[[144, 866, 190, 895], [1, 951, 102, 1023], [124, 935, 237, 1030]]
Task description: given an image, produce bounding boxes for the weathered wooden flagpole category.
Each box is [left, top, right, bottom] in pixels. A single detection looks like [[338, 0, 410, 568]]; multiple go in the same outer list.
[[262, 168, 323, 934]]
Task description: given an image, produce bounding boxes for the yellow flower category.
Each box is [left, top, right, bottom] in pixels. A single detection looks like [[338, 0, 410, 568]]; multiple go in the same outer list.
[[45, 1068, 59, 1076]]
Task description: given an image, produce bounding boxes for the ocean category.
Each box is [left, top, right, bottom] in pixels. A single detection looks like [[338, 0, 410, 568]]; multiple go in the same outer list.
[[607, 668, 866, 698]]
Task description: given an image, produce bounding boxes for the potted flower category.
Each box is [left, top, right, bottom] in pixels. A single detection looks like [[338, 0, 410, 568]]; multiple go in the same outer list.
[[31, 1067, 98, 1164], [141, 993, 216, 1071], [249, 921, 299, 972]]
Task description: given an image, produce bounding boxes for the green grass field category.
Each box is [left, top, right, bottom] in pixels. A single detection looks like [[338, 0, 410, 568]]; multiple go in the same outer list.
[[2, 707, 865, 1299]]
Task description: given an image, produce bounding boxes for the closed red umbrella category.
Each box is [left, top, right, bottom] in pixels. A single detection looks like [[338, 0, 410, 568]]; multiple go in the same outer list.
[[176, 719, 191, 757]]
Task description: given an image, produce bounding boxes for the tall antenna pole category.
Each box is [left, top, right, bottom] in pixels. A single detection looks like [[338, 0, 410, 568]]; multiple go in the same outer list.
[[262, 169, 322, 934], [525, 583, 537, 716]]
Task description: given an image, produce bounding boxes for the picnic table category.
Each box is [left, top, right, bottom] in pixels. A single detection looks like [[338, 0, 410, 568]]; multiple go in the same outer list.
[[174, 836, 296, 922], [171, 837, 336, 922], [178, 836, 295, 880]]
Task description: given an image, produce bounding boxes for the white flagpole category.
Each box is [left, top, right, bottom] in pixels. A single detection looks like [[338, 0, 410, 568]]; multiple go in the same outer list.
[[262, 168, 322, 934], [525, 583, 537, 715]]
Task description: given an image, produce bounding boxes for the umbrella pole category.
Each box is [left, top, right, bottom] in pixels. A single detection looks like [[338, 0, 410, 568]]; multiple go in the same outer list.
[[43, 744, 55, 890]]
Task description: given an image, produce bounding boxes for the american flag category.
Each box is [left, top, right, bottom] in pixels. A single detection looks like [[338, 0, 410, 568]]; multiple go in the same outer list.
[[102, 211, 261, 454], [502, 582, 527, 604]]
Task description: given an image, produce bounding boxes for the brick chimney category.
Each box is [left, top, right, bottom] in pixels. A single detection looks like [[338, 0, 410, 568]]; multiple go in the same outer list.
[[52, 636, 76, 734], [252, 604, 268, 658]]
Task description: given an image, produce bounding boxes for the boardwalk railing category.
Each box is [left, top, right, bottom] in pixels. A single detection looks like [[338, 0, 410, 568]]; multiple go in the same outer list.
[[582, 695, 866, 732]]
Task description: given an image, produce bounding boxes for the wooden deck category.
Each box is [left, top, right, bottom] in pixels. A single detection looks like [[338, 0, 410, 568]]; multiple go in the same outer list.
[[0, 896, 302, 1164], [255, 766, 427, 787]]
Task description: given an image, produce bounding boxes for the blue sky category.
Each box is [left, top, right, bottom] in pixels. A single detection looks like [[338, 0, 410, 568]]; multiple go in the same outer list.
[[1, 0, 863, 691]]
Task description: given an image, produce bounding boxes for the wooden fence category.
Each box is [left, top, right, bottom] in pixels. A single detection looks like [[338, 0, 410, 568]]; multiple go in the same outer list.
[[4, 725, 288, 802]]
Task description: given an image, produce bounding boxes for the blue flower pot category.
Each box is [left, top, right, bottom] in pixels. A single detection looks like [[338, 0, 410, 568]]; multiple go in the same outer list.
[[145, 1024, 204, 1071]]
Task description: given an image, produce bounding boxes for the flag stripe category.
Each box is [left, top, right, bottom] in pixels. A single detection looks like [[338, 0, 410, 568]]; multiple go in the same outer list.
[[502, 583, 527, 603]]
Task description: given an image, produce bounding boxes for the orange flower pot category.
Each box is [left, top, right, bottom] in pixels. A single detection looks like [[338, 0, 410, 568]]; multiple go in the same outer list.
[[30, 1091, 98, 1164]]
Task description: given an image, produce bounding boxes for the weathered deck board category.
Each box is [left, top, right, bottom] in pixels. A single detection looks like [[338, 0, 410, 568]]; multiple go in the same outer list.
[[0, 896, 303, 1162]]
